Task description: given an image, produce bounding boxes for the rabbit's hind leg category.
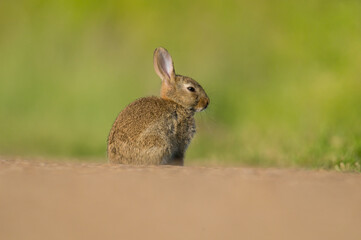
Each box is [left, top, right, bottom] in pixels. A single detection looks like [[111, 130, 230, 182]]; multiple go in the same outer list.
[[138, 135, 172, 165]]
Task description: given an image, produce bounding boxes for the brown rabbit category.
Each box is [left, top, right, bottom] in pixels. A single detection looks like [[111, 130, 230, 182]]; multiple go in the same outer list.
[[107, 47, 209, 165]]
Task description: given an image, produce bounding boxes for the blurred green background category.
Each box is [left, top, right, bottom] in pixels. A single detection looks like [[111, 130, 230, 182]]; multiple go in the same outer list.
[[1, 0, 360, 170]]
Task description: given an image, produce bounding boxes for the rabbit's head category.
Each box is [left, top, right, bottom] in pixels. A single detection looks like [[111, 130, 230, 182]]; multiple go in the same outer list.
[[154, 47, 209, 112]]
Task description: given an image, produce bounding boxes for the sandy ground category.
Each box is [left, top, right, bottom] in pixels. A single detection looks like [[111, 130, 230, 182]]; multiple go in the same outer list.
[[0, 157, 360, 240]]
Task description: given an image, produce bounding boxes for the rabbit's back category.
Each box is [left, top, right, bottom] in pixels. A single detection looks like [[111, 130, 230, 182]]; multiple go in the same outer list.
[[107, 96, 195, 165]]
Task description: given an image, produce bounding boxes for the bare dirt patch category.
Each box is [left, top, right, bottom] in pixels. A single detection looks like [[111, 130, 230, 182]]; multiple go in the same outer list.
[[0, 157, 360, 240]]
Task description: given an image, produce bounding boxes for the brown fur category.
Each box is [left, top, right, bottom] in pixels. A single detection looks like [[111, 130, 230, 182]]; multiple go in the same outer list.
[[107, 48, 209, 165]]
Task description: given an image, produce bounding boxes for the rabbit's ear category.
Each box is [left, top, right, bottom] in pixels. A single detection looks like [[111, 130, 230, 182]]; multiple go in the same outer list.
[[153, 47, 176, 83]]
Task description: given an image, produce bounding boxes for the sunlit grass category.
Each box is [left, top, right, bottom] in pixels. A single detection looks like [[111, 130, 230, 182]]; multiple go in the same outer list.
[[0, 0, 360, 171]]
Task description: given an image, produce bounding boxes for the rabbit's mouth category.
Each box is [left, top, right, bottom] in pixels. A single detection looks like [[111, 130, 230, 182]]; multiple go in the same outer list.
[[194, 98, 210, 112]]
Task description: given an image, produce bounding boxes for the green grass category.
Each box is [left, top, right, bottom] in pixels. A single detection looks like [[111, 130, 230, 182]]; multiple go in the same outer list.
[[1, 0, 361, 171]]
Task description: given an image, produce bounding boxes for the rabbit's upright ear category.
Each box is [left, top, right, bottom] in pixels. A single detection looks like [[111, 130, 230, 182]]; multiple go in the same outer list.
[[153, 47, 176, 83]]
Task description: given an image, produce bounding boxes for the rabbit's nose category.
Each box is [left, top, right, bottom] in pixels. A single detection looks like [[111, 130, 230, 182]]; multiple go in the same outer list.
[[195, 97, 210, 112], [200, 99, 209, 111], [204, 98, 210, 109]]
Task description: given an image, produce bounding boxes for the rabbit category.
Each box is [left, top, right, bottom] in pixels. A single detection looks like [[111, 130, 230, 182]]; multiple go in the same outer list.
[[107, 47, 209, 166]]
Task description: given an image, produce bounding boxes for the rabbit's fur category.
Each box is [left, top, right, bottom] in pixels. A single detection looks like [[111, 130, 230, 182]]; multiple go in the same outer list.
[[107, 47, 209, 165]]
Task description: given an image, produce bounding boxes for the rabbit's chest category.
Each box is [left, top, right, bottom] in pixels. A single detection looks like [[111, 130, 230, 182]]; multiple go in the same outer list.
[[170, 112, 195, 146]]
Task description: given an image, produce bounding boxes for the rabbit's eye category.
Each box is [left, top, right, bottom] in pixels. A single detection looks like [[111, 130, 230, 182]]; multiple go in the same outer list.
[[187, 87, 195, 92]]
